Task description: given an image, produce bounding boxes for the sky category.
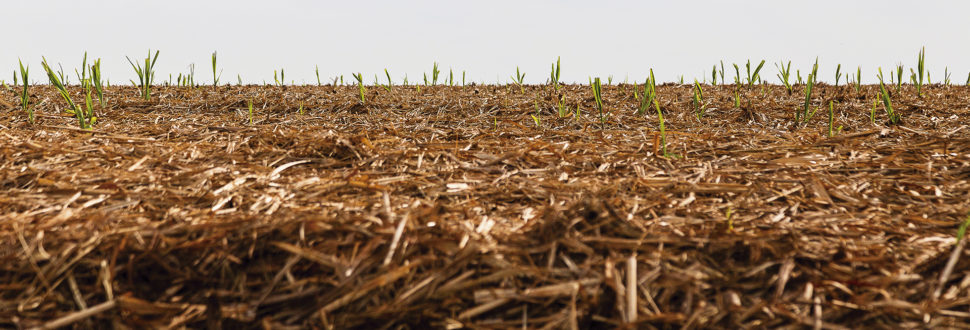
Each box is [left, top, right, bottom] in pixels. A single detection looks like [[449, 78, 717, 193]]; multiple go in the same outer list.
[[3, 0, 969, 85]]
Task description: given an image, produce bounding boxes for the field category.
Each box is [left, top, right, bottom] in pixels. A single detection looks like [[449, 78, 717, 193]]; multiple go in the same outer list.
[[2, 78, 970, 328]]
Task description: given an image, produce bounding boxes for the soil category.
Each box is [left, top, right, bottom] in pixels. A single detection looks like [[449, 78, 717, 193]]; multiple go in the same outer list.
[[2, 82, 970, 328]]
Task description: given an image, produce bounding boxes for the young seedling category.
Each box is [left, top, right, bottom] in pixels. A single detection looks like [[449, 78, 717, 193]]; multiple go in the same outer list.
[[211, 51, 222, 87], [797, 59, 819, 125], [895, 65, 904, 93], [692, 79, 705, 120], [352, 72, 366, 104], [732, 64, 741, 87], [550, 56, 561, 91], [870, 99, 878, 124], [274, 69, 285, 87], [592, 77, 605, 123], [854, 66, 862, 93], [745, 59, 765, 88], [448, 69, 454, 86], [511, 66, 526, 93], [90, 58, 105, 107], [913, 47, 926, 97], [557, 94, 569, 118], [43, 57, 95, 129], [431, 62, 440, 86], [827, 100, 842, 137], [775, 60, 792, 94], [834, 64, 842, 87], [316, 65, 322, 86], [126, 49, 160, 100], [877, 68, 901, 125], [238, 74, 243, 86], [711, 65, 717, 86], [462, 71, 466, 87], [718, 60, 726, 85], [796, 70, 803, 85], [298, 101, 304, 115], [943, 67, 951, 86], [384, 68, 393, 90], [17, 59, 32, 124], [956, 212, 970, 245]]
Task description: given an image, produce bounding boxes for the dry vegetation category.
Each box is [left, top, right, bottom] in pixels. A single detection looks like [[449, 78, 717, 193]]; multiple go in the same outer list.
[[2, 82, 970, 328]]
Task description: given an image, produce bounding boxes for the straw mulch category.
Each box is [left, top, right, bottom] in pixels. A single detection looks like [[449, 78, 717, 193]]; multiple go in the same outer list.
[[2, 84, 970, 328]]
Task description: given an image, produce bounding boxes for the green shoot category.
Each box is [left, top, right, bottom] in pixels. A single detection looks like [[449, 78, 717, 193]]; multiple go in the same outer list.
[[352, 72, 365, 104], [462, 71, 466, 87], [745, 59, 765, 87], [854, 66, 862, 93], [211, 51, 221, 87], [718, 60, 725, 85], [511, 66, 525, 93], [711, 65, 717, 86], [775, 60, 792, 94], [834, 64, 842, 87], [592, 77, 605, 123], [966, 71, 970, 86], [74, 52, 88, 91], [870, 99, 878, 124], [637, 70, 657, 116], [557, 94, 569, 118], [530, 114, 541, 128], [43, 57, 97, 129], [298, 101, 304, 115], [734, 89, 741, 108], [877, 68, 901, 125], [316, 65, 322, 86], [90, 58, 105, 107], [126, 50, 160, 100], [956, 212, 970, 244], [608, 75, 614, 85], [796, 69, 803, 84], [797, 58, 819, 125], [238, 74, 243, 86], [18, 59, 31, 124], [248, 99, 254, 125], [431, 62, 440, 86], [692, 79, 705, 120], [385, 68, 393, 90], [895, 65, 904, 93], [943, 67, 951, 86], [914, 47, 926, 97], [448, 68, 454, 86], [550, 56, 561, 91], [827, 101, 842, 137]]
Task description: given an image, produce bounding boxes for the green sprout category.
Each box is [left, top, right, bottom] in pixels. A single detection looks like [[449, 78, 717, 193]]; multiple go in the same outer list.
[[732, 63, 741, 86], [719, 60, 726, 84], [775, 60, 792, 94], [734, 89, 741, 108], [557, 94, 569, 118], [711, 64, 717, 86], [877, 67, 901, 125], [592, 77, 605, 123], [895, 64, 904, 93], [745, 59, 765, 87], [870, 99, 878, 124], [637, 69, 657, 116], [298, 101, 304, 115], [956, 212, 970, 244], [797, 58, 819, 125], [855, 66, 862, 93], [126, 49, 160, 100], [238, 74, 243, 86], [511, 66, 526, 93], [692, 79, 705, 120], [943, 67, 951, 86], [274, 69, 285, 87], [316, 65, 322, 86], [352, 72, 365, 104], [431, 62, 440, 86], [90, 58, 105, 107], [42, 57, 95, 129], [796, 69, 803, 84], [385, 68, 393, 90], [834, 63, 842, 87], [211, 51, 221, 87], [827, 100, 842, 137], [462, 71, 466, 87], [550, 56, 561, 91], [18, 59, 31, 124], [912, 46, 926, 97]]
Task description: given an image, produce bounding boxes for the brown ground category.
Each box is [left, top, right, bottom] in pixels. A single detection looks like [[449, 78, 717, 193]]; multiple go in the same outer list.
[[2, 82, 970, 328]]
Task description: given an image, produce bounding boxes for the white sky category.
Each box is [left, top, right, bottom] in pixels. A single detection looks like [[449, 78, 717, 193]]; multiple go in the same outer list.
[[3, 0, 969, 85]]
